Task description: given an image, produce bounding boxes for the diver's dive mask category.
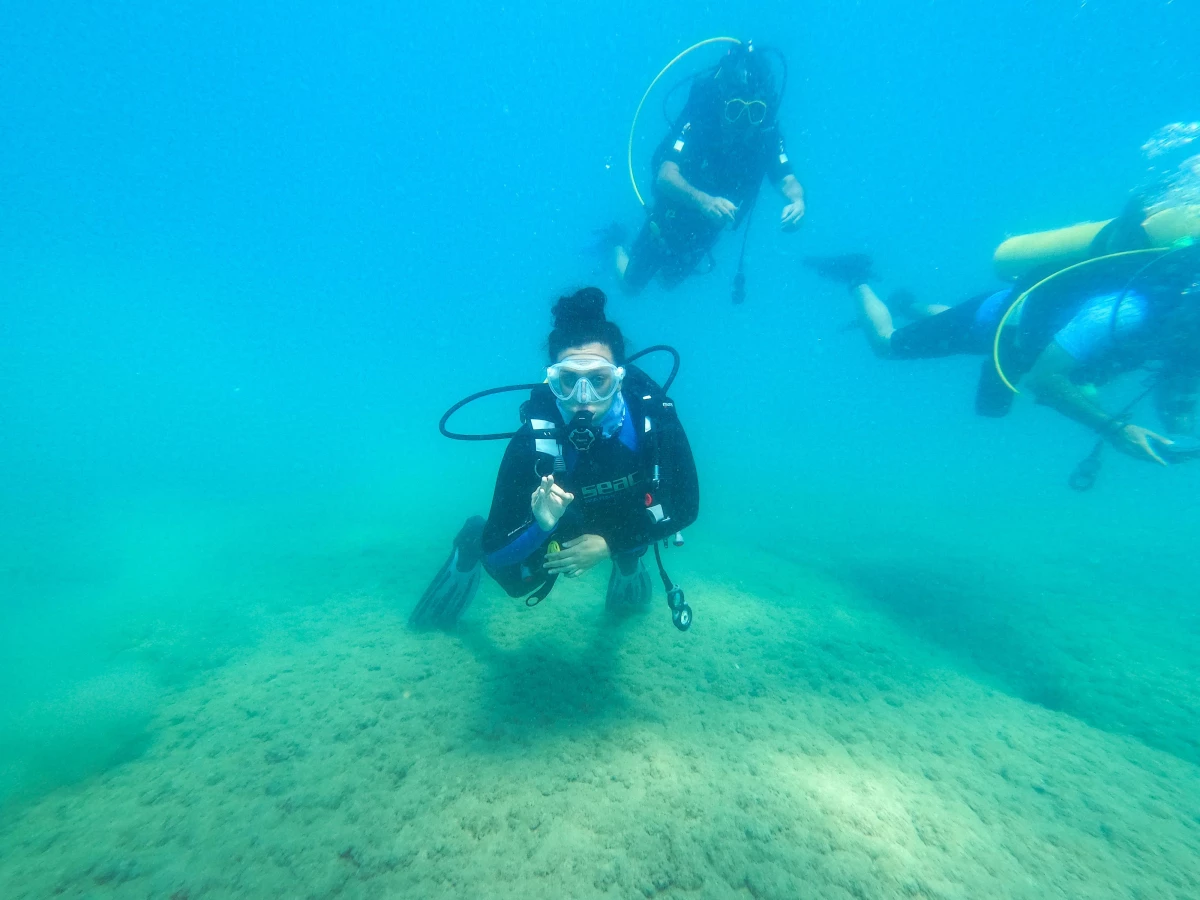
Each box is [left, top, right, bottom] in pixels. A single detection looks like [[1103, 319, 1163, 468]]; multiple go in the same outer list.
[[546, 355, 625, 404], [724, 98, 767, 126]]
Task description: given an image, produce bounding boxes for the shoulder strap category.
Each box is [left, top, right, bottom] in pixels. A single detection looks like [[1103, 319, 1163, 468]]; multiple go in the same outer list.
[[524, 384, 565, 476], [622, 366, 676, 437]]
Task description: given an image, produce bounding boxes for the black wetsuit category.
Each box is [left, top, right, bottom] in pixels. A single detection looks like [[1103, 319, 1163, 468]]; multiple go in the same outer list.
[[624, 79, 794, 292], [481, 371, 699, 598]]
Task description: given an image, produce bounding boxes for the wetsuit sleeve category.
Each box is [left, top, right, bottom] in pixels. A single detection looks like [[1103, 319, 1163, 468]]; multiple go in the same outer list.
[[481, 431, 554, 597], [653, 80, 719, 177], [652, 401, 700, 538], [764, 129, 794, 183], [656, 119, 699, 174]]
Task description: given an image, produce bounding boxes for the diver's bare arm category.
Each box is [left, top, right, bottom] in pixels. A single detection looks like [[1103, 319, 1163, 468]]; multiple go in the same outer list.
[[776, 174, 805, 230], [1026, 343, 1118, 432], [656, 161, 709, 210], [1029, 343, 1171, 464], [777, 174, 805, 203]]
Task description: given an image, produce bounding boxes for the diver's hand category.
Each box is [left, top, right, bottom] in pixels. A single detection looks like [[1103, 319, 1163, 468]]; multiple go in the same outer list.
[[531, 475, 574, 530], [544, 534, 610, 579], [1108, 424, 1172, 466], [780, 199, 806, 231], [696, 193, 737, 226]]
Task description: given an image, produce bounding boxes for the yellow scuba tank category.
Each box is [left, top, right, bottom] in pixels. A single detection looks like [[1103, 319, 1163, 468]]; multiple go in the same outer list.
[[1143, 205, 1200, 246], [993, 220, 1110, 281], [993, 204, 1200, 281]]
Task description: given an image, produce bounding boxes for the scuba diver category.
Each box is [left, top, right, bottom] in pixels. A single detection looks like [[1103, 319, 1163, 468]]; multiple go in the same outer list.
[[804, 206, 1200, 476], [411, 287, 700, 630], [603, 40, 806, 299]]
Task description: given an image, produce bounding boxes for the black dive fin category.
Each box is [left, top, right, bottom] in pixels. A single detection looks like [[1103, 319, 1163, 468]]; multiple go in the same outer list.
[[410, 516, 486, 629]]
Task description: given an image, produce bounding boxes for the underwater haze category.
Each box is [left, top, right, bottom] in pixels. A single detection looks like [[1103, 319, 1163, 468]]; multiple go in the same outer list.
[[3, 1, 1200, 897]]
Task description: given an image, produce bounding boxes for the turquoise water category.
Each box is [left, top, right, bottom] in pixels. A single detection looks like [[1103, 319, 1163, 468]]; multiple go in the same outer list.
[[3, 2, 1200, 897]]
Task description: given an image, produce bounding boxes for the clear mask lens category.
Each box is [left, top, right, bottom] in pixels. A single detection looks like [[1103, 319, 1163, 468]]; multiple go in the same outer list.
[[547, 357, 623, 403]]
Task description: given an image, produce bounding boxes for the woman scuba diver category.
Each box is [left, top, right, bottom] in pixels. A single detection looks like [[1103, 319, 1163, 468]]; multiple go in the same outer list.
[[410, 287, 700, 629]]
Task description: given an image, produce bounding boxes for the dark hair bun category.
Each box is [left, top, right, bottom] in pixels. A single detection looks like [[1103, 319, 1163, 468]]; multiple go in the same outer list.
[[547, 286, 626, 363], [552, 287, 608, 328]]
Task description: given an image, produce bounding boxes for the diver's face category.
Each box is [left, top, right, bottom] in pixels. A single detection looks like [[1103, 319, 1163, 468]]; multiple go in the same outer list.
[[555, 342, 618, 418]]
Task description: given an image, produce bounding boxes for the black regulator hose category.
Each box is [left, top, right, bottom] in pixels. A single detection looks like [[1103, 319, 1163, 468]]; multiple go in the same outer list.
[[438, 345, 681, 442], [438, 383, 541, 441]]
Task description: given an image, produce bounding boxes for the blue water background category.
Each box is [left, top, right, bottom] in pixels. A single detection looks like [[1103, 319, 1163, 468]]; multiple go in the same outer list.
[[2, 1, 1199, 795]]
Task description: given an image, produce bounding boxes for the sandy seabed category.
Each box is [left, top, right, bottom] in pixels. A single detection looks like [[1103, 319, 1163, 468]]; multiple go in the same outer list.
[[2, 541, 1198, 900]]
